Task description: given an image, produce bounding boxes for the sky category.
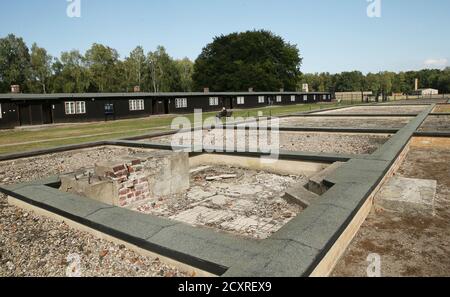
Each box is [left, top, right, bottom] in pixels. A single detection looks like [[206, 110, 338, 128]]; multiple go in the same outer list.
[[0, 0, 449, 74]]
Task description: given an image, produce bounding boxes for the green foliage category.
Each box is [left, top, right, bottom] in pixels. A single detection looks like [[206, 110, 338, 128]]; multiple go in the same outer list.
[[193, 30, 302, 91], [85, 43, 122, 92], [175, 58, 194, 92], [29, 43, 53, 93], [300, 69, 450, 95], [143, 46, 181, 92], [0, 34, 31, 92]]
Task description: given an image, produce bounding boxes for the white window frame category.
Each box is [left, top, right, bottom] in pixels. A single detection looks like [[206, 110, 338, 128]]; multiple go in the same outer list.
[[323, 95, 327, 100], [237, 96, 245, 105], [258, 96, 265, 104], [129, 99, 145, 111], [0, 103, 2, 119], [276, 95, 282, 103], [313, 95, 317, 101], [75, 101, 86, 114], [303, 95, 308, 102], [175, 98, 187, 109], [209, 97, 219, 106], [291, 95, 296, 102], [65, 102, 76, 115]]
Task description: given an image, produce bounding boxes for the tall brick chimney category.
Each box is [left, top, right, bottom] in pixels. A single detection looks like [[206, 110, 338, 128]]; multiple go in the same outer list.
[[11, 85, 20, 93], [133, 85, 141, 93], [414, 78, 419, 91], [203, 87, 209, 93]]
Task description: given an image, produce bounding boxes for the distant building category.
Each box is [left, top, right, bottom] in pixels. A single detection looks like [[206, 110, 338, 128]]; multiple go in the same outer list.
[[413, 88, 439, 96], [335, 91, 373, 101]]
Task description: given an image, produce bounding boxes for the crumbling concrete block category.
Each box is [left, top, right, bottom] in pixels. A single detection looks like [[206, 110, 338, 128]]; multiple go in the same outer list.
[[60, 171, 117, 206], [60, 151, 190, 207], [283, 181, 319, 208]]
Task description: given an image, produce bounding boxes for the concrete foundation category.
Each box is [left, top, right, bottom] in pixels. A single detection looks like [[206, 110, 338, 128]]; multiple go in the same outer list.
[[60, 151, 189, 207]]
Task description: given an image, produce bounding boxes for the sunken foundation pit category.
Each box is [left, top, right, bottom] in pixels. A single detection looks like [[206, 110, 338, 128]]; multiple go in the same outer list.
[[144, 130, 391, 155], [274, 116, 412, 129], [315, 105, 427, 115], [58, 149, 336, 240]]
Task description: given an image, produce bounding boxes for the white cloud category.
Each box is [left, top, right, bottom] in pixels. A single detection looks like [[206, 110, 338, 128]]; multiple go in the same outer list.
[[423, 58, 448, 68]]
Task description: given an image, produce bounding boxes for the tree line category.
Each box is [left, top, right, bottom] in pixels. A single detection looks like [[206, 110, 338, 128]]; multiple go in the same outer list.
[[1, 32, 449, 95], [0, 34, 194, 94], [301, 69, 450, 96]]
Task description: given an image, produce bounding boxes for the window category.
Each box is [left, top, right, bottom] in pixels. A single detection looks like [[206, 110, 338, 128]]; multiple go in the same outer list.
[[258, 96, 265, 104], [65, 102, 76, 115], [237, 96, 245, 105], [129, 99, 145, 111], [313, 95, 317, 101], [104, 103, 114, 114], [76, 101, 86, 114], [209, 97, 219, 106], [276, 95, 282, 103], [291, 95, 296, 102], [175, 98, 187, 109], [303, 95, 308, 102], [65, 101, 86, 115], [323, 95, 327, 100]]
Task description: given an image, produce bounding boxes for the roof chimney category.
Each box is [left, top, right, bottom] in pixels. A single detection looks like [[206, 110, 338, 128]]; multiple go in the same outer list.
[[302, 83, 309, 93], [280, 88, 284, 92], [248, 87, 254, 92], [203, 87, 209, 93], [133, 86, 141, 93], [11, 85, 20, 94], [414, 78, 419, 91]]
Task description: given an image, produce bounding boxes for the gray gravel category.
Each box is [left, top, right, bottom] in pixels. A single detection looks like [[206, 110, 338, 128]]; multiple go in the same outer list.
[[317, 105, 427, 115], [276, 116, 411, 129], [145, 130, 390, 155], [0, 146, 188, 277]]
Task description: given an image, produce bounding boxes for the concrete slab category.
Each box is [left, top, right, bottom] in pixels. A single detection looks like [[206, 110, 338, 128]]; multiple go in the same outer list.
[[270, 203, 354, 250], [376, 176, 437, 213], [222, 239, 319, 277], [147, 223, 262, 271], [85, 206, 178, 240]]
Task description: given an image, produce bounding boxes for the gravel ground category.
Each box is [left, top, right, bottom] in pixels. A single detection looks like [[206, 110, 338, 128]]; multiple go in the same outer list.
[[275, 116, 411, 129], [146, 130, 390, 155], [419, 115, 450, 132], [317, 105, 427, 115], [0, 146, 188, 277]]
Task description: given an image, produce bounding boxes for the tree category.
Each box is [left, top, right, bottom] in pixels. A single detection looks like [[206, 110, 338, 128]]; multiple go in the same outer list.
[[85, 43, 122, 92], [193, 30, 302, 91], [29, 43, 53, 93], [144, 46, 181, 92], [175, 58, 194, 92], [335, 71, 364, 92], [55, 50, 91, 93], [0, 34, 31, 92], [123, 46, 146, 92]]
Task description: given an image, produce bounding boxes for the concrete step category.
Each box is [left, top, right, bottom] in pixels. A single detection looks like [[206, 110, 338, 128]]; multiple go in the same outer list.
[[307, 162, 345, 195], [283, 181, 320, 208]]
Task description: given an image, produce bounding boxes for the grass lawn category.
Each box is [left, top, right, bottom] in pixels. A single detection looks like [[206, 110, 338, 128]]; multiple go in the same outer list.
[[0, 102, 351, 155]]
